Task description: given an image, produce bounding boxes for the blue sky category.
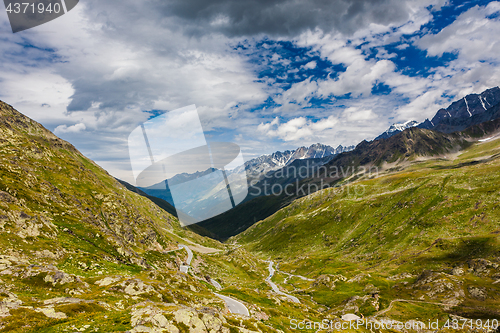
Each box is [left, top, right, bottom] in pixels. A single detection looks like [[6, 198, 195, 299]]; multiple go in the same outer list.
[[0, 0, 500, 182]]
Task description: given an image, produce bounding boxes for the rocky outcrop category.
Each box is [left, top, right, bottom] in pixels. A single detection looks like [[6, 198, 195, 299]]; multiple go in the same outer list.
[[129, 302, 231, 333]]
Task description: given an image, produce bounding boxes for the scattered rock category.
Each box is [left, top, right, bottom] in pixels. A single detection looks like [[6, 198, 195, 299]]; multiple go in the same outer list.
[[131, 304, 178, 333], [253, 311, 269, 321], [44, 271, 75, 285], [175, 308, 224, 332], [34, 250, 60, 259], [451, 266, 464, 276], [0, 191, 16, 203], [468, 286, 487, 301], [121, 279, 154, 296], [415, 270, 434, 286], [0, 292, 22, 317], [468, 259, 499, 276], [95, 276, 122, 287], [35, 307, 67, 319], [363, 284, 379, 293], [341, 313, 361, 321], [387, 272, 415, 280], [130, 302, 226, 333], [348, 273, 371, 283], [312, 274, 346, 289], [43, 297, 87, 305]]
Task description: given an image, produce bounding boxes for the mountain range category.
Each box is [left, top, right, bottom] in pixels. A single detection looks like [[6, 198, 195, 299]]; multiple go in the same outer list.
[[239, 143, 355, 178], [138, 143, 354, 216], [420, 86, 500, 132], [132, 87, 500, 243], [375, 86, 500, 140], [196, 125, 478, 239], [140, 87, 500, 215], [196, 87, 500, 240]]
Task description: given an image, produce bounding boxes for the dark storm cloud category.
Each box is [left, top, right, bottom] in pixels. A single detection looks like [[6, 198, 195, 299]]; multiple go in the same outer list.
[[154, 0, 412, 36]]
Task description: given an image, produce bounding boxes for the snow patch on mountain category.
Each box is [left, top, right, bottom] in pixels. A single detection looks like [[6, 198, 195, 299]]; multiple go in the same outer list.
[[374, 120, 419, 141]]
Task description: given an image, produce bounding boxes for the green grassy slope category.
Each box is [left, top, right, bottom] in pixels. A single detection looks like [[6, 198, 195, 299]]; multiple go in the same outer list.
[[198, 127, 474, 240], [3, 98, 500, 332], [0, 101, 330, 333], [236, 135, 500, 321], [0, 100, 221, 263], [0, 101, 259, 332]]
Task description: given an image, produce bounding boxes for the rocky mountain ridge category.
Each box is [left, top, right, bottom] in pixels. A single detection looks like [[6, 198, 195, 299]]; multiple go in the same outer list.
[[375, 86, 500, 140], [139, 143, 355, 215], [232, 143, 355, 177], [420, 86, 500, 131]]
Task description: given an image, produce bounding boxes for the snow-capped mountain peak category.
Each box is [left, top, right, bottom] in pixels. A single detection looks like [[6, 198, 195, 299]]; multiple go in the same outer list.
[[237, 143, 355, 177], [374, 86, 500, 141], [387, 120, 419, 133], [375, 120, 419, 140]]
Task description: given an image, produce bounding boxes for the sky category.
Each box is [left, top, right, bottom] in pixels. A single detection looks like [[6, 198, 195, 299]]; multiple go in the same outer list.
[[1, 0, 500, 183]]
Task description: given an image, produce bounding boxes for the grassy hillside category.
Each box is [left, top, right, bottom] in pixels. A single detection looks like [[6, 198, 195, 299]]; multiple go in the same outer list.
[[0, 101, 287, 332], [198, 127, 474, 240], [0, 100, 223, 264], [2, 101, 355, 333], [236, 134, 500, 321]]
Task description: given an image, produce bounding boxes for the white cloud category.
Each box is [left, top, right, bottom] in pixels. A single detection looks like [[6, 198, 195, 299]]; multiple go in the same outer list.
[[342, 107, 377, 122], [417, 2, 500, 62], [54, 123, 87, 134], [0, 1, 270, 182], [394, 90, 447, 120], [258, 116, 338, 142], [269, 55, 397, 117], [311, 115, 338, 131], [302, 61, 317, 69], [390, 1, 500, 121], [318, 59, 396, 97], [290, 1, 500, 127]]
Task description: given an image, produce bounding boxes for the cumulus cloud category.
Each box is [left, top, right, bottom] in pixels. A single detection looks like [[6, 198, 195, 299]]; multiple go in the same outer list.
[[342, 107, 377, 122], [0, 1, 269, 181], [417, 2, 500, 62], [269, 56, 396, 116], [288, 1, 500, 124], [258, 116, 338, 141], [302, 61, 317, 69], [391, 1, 500, 120], [318, 59, 396, 97], [54, 123, 87, 134]]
